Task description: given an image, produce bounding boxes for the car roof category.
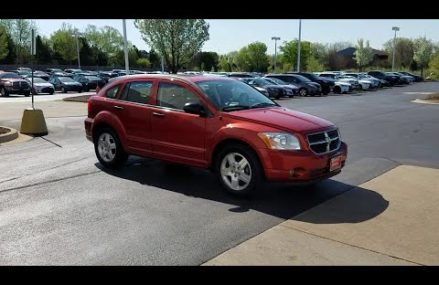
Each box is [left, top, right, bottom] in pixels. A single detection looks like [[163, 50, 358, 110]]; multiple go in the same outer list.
[[108, 74, 235, 85]]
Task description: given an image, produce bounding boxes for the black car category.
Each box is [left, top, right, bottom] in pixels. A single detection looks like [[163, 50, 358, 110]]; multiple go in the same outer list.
[[241, 77, 296, 99], [287, 72, 334, 95], [367, 71, 399, 86], [73, 75, 106, 91], [398, 71, 423, 82], [386, 72, 411, 85], [265, 74, 321, 96], [49, 76, 83, 93]]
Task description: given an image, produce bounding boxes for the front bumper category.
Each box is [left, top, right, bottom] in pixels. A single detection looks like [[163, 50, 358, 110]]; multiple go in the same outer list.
[[259, 142, 348, 182]]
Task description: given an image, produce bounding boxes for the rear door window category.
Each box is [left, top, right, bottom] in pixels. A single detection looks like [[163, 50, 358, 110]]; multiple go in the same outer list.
[[156, 82, 201, 110], [120, 81, 153, 104]]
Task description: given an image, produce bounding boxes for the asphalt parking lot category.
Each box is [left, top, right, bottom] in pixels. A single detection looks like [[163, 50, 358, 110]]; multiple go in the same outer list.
[[0, 83, 438, 265]]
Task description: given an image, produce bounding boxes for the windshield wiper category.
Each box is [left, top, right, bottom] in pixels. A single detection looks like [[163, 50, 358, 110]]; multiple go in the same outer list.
[[222, 105, 250, 112], [250, 102, 277, 109]]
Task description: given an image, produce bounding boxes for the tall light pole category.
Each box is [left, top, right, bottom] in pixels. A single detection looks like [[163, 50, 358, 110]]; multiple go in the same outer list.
[[297, 19, 302, 72], [123, 19, 129, 73], [392, 26, 400, 71], [271, 36, 280, 72], [74, 31, 82, 70]]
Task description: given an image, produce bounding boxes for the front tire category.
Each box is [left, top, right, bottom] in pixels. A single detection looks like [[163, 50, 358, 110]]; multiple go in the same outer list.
[[94, 127, 128, 169], [299, 88, 307, 96], [1, 87, 9, 97], [215, 143, 263, 197]]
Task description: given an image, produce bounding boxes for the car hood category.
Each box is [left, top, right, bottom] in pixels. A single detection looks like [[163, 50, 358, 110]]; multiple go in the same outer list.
[[225, 107, 334, 133]]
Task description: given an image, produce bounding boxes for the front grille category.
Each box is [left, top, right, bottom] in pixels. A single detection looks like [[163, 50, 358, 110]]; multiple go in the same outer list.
[[12, 81, 29, 88], [307, 129, 340, 154]]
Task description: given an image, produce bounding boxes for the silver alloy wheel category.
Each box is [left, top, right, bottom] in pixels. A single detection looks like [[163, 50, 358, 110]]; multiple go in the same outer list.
[[299, 88, 307, 96], [220, 152, 252, 191], [97, 132, 117, 163]]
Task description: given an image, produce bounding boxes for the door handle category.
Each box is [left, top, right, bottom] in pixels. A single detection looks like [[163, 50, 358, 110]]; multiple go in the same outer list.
[[152, 112, 165, 117], [113, 105, 124, 110]]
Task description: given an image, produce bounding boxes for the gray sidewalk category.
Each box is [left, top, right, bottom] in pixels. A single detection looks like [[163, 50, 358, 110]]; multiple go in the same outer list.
[[205, 165, 439, 265]]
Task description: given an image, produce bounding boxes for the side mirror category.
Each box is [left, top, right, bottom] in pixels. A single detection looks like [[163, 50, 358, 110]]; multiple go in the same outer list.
[[183, 102, 207, 117]]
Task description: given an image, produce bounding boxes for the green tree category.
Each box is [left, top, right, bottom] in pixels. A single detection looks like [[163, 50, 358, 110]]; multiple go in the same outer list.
[[50, 23, 80, 64], [192, 51, 219, 71], [413, 37, 434, 77], [148, 49, 161, 69], [136, 58, 150, 68], [134, 19, 209, 73], [79, 37, 95, 66], [279, 40, 311, 71], [354, 39, 374, 71], [0, 19, 37, 64], [35, 35, 53, 64], [246, 42, 269, 72], [85, 25, 125, 65], [0, 25, 8, 61], [235, 47, 251, 71], [383, 37, 414, 69]]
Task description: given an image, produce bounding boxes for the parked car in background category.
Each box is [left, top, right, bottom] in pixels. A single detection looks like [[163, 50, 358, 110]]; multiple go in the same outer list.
[[73, 74, 106, 91], [345, 73, 381, 89], [399, 71, 423, 82], [24, 76, 55, 95], [263, 77, 299, 97], [85, 74, 347, 196], [332, 81, 352, 94], [64, 68, 83, 75], [227, 72, 254, 78], [265, 74, 321, 96], [242, 77, 296, 99], [0, 72, 31, 97], [49, 76, 83, 93], [287, 72, 334, 95], [338, 74, 371, 90], [32, 70, 50, 81], [367, 71, 399, 86], [319, 72, 361, 90], [392, 72, 415, 84]]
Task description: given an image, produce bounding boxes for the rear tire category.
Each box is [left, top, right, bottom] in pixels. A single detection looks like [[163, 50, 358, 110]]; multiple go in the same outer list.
[[24, 91, 30, 97], [333, 86, 341, 94], [94, 127, 128, 169], [215, 143, 263, 197]]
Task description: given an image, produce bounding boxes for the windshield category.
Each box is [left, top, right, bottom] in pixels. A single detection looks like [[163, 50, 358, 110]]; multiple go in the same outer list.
[[251, 78, 274, 86], [58, 77, 75, 82], [196, 80, 278, 112], [294, 75, 312, 82], [265, 77, 286, 85]]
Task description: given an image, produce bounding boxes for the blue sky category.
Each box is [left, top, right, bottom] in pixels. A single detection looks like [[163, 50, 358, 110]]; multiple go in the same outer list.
[[34, 19, 439, 54]]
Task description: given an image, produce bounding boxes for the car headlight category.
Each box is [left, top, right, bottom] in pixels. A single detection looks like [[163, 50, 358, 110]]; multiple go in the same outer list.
[[4, 81, 13, 86], [258, 132, 301, 150]]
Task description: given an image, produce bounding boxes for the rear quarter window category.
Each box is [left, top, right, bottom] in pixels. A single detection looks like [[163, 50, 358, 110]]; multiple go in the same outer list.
[[105, 85, 120, 99]]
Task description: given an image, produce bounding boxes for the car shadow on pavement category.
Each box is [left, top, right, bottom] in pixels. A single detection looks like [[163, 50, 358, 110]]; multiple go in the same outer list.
[[95, 156, 388, 223]]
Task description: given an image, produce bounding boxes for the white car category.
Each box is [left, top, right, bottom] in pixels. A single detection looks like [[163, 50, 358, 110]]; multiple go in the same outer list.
[[25, 77, 55, 95], [332, 81, 351, 94], [339, 75, 372, 90]]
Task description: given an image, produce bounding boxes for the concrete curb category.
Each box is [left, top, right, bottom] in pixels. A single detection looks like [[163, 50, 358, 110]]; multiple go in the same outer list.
[[412, 99, 439, 105], [0, 126, 19, 143], [62, 95, 93, 103]]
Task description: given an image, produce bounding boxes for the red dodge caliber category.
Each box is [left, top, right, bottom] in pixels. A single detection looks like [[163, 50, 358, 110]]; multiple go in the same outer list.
[[85, 74, 347, 196]]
